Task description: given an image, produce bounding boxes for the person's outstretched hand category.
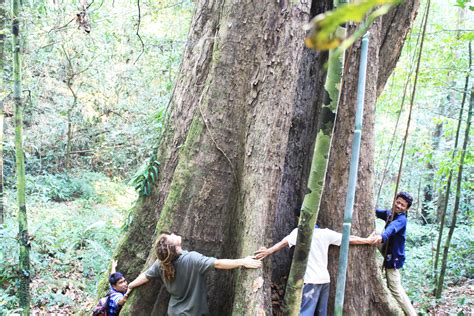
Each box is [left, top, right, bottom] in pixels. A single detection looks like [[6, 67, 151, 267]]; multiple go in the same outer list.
[[111, 259, 118, 273], [241, 256, 263, 269], [368, 233, 382, 245], [254, 247, 271, 260]]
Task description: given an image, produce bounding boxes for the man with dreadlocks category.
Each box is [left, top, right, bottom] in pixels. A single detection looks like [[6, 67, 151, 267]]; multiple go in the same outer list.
[[371, 191, 416, 316], [126, 233, 262, 315]]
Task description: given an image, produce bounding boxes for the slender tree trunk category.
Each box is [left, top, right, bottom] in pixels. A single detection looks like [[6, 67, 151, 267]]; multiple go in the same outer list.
[[62, 45, 76, 171], [433, 83, 455, 224], [13, 0, 30, 312], [436, 79, 473, 298], [116, 1, 419, 315], [434, 42, 471, 284], [421, 97, 444, 224], [65, 108, 73, 170], [0, 0, 6, 225]]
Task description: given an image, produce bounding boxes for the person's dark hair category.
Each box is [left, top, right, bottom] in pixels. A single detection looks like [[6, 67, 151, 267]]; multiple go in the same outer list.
[[109, 272, 124, 286], [396, 191, 413, 208], [156, 234, 180, 282]]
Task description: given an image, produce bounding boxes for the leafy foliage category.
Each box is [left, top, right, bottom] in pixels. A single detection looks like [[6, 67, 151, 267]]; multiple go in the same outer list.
[[374, 0, 474, 219], [403, 223, 473, 309], [305, 0, 400, 50], [25, 173, 94, 202], [454, 0, 474, 10], [0, 171, 136, 313], [1, 0, 193, 180]]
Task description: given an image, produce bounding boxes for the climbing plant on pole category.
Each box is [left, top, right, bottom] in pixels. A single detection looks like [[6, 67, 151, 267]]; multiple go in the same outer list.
[[13, 0, 31, 312], [283, 5, 347, 315]]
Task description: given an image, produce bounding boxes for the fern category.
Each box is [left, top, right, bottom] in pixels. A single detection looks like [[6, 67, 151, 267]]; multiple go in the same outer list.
[[129, 153, 160, 197]]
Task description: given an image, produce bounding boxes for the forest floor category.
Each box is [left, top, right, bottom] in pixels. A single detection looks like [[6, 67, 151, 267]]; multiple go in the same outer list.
[[28, 270, 473, 314], [422, 279, 473, 315]]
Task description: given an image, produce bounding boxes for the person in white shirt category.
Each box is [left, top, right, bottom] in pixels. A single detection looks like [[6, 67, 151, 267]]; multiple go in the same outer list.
[[255, 225, 373, 316]]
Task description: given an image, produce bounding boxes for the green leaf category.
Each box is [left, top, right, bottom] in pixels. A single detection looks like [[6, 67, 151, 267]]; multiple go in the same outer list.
[[455, 0, 471, 8], [305, 0, 400, 51], [460, 32, 474, 41]]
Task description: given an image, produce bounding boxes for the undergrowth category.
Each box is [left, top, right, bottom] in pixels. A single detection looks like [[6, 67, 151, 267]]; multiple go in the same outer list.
[[0, 170, 136, 314], [403, 222, 473, 313]]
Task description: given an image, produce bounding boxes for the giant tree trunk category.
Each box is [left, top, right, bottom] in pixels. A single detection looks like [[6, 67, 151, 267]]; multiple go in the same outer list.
[[116, 1, 419, 315]]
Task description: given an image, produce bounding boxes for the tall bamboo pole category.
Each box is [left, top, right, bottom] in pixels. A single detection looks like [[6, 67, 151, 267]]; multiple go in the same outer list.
[[0, 0, 6, 224], [436, 67, 473, 299], [12, 0, 30, 312], [334, 33, 369, 316], [283, 1, 347, 313]]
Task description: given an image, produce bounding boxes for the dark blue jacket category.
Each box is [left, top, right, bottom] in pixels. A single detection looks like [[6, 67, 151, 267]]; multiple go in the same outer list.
[[108, 287, 124, 316], [376, 208, 407, 269]]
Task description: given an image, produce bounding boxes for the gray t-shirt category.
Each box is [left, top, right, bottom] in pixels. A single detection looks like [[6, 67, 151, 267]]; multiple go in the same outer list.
[[145, 250, 216, 316]]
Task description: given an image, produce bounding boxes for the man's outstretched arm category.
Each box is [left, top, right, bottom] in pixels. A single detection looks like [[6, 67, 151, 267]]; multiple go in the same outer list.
[[254, 239, 289, 260], [214, 257, 262, 269], [125, 273, 150, 296], [349, 232, 377, 245], [349, 235, 371, 245]]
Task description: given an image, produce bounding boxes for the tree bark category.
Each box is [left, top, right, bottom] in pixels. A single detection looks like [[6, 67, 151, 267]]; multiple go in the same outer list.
[[117, 1, 419, 315]]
